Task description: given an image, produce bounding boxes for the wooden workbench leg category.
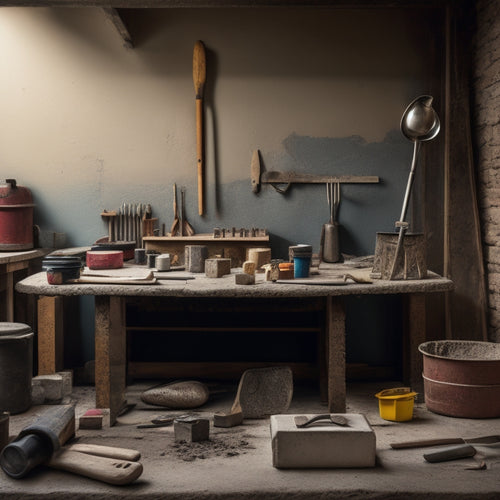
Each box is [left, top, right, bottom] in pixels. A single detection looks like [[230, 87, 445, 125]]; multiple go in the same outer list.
[[37, 296, 64, 375], [403, 293, 425, 400], [95, 296, 126, 426], [326, 296, 346, 413]]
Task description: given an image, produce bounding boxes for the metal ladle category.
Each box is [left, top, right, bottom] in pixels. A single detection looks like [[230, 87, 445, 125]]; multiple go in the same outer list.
[[389, 95, 440, 279]]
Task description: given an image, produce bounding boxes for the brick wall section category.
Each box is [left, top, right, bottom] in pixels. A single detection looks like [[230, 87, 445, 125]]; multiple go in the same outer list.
[[473, 0, 500, 342]]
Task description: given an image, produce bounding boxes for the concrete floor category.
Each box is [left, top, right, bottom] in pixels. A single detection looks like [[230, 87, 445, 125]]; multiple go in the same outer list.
[[2, 380, 500, 499]]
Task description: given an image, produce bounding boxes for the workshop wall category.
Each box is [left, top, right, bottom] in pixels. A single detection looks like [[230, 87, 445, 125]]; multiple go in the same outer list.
[[0, 7, 442, 368], [473, 0, 500, 343]]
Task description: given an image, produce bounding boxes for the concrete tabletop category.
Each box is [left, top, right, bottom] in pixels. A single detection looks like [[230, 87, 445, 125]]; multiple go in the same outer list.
[[16, 267, 454, 298], [0, 248, 48, 265]]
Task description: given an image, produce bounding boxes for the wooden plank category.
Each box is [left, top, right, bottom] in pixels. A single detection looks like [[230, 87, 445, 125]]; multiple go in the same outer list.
[[37, 296, 64, 374], [262, 172, 379, 184], [6, 261, 29, 273], [402, 293, 425, 399], [326, 296, 346, 412], [443, 3, 488, 342], [126, 326, 319, 333], [128, 361, 319, 380], [102, 8, 133, 48], [0, 0, 452, 8], [95, 296, 126, 425]]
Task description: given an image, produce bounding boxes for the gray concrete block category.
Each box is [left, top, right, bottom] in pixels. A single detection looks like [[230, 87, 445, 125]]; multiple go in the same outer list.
[[57, 370, 73, 398], [32, 374, 63, 402], [270, 413, 376, 468], [235, 273, 255, 285], [205, 258, 231, 278], [31, 380, 46, 406], [174, 417, 210, 443], [185, 245, 208, 273]]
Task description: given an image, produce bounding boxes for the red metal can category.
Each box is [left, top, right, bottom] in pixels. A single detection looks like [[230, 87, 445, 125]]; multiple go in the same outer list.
[[0, 179, 35, 251]]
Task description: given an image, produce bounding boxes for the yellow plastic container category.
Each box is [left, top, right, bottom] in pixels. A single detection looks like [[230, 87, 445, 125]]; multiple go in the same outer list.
[[375, 387, 417, 422]]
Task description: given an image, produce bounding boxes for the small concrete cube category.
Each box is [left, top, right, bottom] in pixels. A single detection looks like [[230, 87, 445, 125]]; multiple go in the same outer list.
[[32, 374, 63, 403], [79, 409, 104, 430], [270, 413, 376, 468], [205, 258, 231, 278], [31, 380, 46, 406], [57, 370, 73, 398], [242, 260, 256, 275], [185, 245, 208, 273], [235, 273, 255, 285], [174, 417, 210, 443]]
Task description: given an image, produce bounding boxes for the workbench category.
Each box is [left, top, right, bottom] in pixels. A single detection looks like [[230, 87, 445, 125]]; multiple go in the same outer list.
[[16, 268, 453, 425], [0, 249, 48, 323]]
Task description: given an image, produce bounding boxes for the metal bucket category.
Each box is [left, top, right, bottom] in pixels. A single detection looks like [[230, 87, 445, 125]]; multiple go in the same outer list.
[[0, 179, 34, 251], [419, 340, 500, 418], [0, 323, 33, 414], [371, 232, 426, 280]]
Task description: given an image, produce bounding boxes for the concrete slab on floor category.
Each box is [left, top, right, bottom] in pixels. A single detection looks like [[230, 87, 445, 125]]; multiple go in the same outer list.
[[1, 381, 500, 499]]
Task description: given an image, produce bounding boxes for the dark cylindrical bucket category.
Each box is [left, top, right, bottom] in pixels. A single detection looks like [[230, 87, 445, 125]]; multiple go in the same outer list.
[[0, 323, 33, 414], [419, 340, 500, 418]]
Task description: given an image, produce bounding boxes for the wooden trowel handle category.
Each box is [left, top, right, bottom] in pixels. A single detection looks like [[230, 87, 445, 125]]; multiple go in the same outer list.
[[49, 450, 143, 486], [66, 443, 141, 462], [196, 97, 204, 215]]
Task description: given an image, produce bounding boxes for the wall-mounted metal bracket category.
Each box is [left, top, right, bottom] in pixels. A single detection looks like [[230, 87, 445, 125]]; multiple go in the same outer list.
[[251, 149, 379, 194]]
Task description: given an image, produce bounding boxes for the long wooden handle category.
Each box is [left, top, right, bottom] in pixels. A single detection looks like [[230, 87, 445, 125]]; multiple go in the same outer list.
[[390, 438, 464, 449], [66, 443, 141, 462], [193, 40, 206, 216], [49, 450, 143, 485], [196, 98, 203, 215]]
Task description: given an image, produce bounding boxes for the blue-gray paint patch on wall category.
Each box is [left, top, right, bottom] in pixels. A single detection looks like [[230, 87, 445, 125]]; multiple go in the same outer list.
[[31, 130, 411, 367]]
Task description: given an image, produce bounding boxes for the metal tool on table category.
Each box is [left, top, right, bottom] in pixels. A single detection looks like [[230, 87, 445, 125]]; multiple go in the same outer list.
[[320, 182, 341, 263], [181, 187, 195, 236], [388, 95, 440, 280], [294, 414, 348, 428], [193, 40, 207, 215], [170, 184, 180, 236]]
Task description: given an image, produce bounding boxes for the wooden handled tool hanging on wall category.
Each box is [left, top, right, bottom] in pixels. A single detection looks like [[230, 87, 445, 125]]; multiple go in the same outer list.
[[193, 40, 206, 215]]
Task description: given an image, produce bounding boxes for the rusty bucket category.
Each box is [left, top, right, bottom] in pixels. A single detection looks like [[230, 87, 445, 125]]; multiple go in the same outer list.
[[419, 340, 500, 418]]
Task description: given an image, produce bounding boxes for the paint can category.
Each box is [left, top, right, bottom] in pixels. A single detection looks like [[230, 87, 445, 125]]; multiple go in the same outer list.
[[0, 323, 33, 414], [289, 245, 312, 278]]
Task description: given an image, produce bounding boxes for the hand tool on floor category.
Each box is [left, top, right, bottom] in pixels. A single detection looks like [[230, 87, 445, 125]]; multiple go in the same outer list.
[[423, 444, 477, 463], [320, 182, 341, 263], [390, 434, 500, 449], [181, 187, 195, 236], [193, 40, 206, 215], [237, 366, 293, 419], [0, 406, 143, 485], [388, 95, 440, 280], [170, 184, 180, 236], [66, 443, 141, 461], [213, 401, 244, 428], [294, 414, 348, 428], [136, 415, 187, 429], [48, 448, 143, 485]]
